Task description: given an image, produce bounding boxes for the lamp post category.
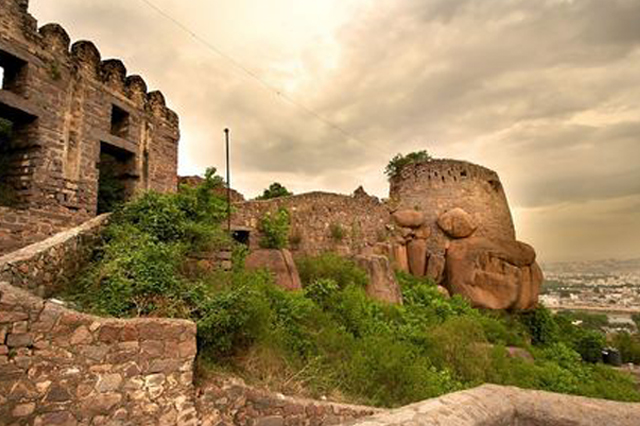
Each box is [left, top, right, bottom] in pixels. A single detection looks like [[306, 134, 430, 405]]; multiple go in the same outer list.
[[224, 128, 231, 233]]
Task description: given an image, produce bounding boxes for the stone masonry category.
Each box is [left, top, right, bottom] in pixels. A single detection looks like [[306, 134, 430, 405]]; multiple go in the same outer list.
[[0, 0, 180, 255], [0, 281, 198, 426], [0, 213, 109, 297], [231, 189, 390, 257]]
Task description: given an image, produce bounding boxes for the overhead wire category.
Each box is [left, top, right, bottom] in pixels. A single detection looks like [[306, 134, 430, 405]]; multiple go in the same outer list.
[[137, 0, 392, 156]]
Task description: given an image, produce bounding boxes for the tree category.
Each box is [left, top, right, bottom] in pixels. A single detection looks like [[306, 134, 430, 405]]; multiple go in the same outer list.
[[384, 150, 432, 179], [256, 182, 292, 200]]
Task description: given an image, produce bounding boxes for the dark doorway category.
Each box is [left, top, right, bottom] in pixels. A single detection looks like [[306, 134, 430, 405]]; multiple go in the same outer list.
[[0, 115, 37, 208], [97, 142, 137, 213], [232, 229, 250, 246]]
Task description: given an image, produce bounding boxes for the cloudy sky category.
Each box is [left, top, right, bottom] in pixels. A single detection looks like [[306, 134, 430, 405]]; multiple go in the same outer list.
[[31, 0, 640, 262]]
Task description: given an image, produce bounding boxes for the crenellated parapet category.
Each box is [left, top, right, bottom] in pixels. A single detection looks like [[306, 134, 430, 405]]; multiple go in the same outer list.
[[0, 0, 180, 254]]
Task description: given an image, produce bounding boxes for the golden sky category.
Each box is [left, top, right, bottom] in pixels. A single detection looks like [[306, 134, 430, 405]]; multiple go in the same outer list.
[[31, 0, 640, 262]]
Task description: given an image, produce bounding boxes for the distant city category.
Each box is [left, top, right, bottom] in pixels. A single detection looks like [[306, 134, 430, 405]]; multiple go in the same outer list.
[[540, 258, 640, 331]]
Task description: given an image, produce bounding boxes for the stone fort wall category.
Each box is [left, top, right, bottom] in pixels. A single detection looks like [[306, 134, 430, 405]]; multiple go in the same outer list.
[[231, 190, 390, 256], [389, 159, 516, 256], [0, 0, 179, 255]]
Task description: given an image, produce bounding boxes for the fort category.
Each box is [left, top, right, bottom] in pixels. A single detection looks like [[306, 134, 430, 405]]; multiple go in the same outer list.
[[0, 0, 179, 256], [0, 1, 639, 425]]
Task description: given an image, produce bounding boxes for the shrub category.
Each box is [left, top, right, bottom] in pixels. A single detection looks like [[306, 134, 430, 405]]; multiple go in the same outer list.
[[519, 306, 559, 346], [573, 329, 606, 363], [256, 182, 292, 200], [296, 253, 368, 289], [329, 223, 345, 242], [259, 207, 290, 249], [612, 332, 640, 364], [384, 150, 432, 179]]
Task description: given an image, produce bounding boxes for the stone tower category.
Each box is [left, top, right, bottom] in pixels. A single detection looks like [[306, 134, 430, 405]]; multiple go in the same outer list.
[[0, 0, 180, 254]]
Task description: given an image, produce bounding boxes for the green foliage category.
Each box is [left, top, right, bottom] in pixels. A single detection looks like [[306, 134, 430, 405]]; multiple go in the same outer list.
[[384, 150, 432, 179], [612, 332, 640, 364], [329, 223, 345, 242], [519, 306, 559, 346], [66, 169, 230, 318], [556, 310, 610, 332], [63, 184, 640, 408], [296, 253, 368, 290], [259, 207, 290, 249], [96, 166, 126, 214], [573, 330, 606, 363], [256, 182, 292, 200], [49, 61, 62, 80], [632, 313, 640, 330]]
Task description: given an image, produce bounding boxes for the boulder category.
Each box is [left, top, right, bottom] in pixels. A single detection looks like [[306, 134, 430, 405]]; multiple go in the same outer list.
[[245, 249, 302, 291], [407, 239, 428, 276], [446, 237, 542, 310], [437, 208, 477, 239], [391, 244, 410, 273], [354, 255, 403, 304], [415, 225, 431, 239], [392, 210, 425, 228], [426, 254, 446, 283]]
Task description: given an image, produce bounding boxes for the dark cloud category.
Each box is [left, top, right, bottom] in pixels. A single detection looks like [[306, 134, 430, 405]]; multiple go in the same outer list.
[[30, 0, 640, 261]]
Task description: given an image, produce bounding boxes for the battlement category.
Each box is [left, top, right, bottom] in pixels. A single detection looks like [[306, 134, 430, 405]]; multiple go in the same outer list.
[[0, 0, 180, 254], [390, 159, 502, 193], [0, 1, 178, 125]]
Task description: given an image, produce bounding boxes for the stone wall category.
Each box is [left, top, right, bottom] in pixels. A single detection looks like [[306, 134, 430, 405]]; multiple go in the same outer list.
[[0, 214, 109, 297], [231, 189, 390, 257], [197, 377, 381, 426], [347, 384, 640, 426], [0, 282, 198, 426], [389, 159, 516, 256], [0, 0, 180, 255]]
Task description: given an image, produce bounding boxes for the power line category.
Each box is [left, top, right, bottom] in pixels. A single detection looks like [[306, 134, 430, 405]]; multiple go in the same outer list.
[[138, 0, 384, 152]]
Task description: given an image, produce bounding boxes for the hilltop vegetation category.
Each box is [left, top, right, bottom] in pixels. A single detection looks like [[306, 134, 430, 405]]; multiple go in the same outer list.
[[61, 175, 640, 407]]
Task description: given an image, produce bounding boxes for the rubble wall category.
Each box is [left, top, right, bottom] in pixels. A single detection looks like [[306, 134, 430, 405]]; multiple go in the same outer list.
[[0, 214, 108, 297], [231, 191, 390, 256], [0, 282, 198, 425]]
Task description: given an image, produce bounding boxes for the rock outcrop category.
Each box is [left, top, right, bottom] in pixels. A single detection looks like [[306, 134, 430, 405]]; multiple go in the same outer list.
[[407, 239, 428, 277], [445, 237, 542, 310], [354, 255, 403, 304], [245, 249, 302, 291], [437, 208, 477, 239], [392, 210, 425, 228]]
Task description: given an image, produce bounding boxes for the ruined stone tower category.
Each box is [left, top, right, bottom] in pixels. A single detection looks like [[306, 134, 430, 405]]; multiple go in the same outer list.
[[389, 159, 516, 256], [0, 0, 180, 254]]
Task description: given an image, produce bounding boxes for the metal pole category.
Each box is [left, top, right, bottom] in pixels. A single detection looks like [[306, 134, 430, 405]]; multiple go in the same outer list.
[[224, 128, 231, 233]]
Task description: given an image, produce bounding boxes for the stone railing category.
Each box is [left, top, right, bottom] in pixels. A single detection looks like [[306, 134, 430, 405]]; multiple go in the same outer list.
[[346, 384, 640, 426], [0, 281, 198, 425], [0, 214, 109, 297], [197, 377, 381, 426]]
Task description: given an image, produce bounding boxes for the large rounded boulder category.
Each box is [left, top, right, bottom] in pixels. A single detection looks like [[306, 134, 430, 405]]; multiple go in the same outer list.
[[437, 208, 477, 239], [445, 237, 541, 310]]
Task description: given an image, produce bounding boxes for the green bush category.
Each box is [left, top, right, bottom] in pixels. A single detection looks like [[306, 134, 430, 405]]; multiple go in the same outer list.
[[384, 150, 432, 179], [256, 182, 293, 200], [612, 332, 640, 364], [519, 306, 559, 346], [329, 223, 345, 242], [259, 207, 290, 249], [296, 252, 368, 290], [573, 330, 606, 363]]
